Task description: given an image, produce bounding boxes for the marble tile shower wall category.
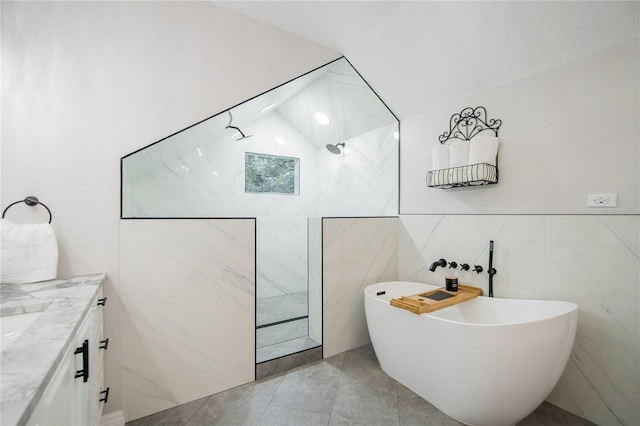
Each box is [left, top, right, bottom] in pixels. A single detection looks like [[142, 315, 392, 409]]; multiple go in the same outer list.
[[124, 113, 319, 218], [318, 124, 399, 217], [124, 117, 398, 219], [120, 219, 256, 422], [276, 58, 398, 145], [257, 216, 308, 298], [125, 115, 398, 299], [398, 215, 639, 426]]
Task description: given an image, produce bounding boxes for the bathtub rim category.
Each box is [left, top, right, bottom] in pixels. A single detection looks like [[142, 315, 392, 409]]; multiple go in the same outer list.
[[365, 281, 578, 327]]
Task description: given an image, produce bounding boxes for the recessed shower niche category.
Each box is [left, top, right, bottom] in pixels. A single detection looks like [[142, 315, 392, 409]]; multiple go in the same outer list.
[[121, 57, 399, 363]]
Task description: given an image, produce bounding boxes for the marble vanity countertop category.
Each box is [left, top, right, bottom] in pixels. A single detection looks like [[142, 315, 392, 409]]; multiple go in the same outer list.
[[0, 273, 105, 426]]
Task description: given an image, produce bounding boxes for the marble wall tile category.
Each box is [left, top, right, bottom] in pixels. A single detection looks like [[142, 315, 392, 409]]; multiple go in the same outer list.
[[234, 113, 320, 217], [277, 58, 398, 148], [399, 215, 546, 299], [124, 115, 398, 219], [318, 123, 399, 217], [397, 214, 639, 426], [257, 216, 308, 298], [124, 113, 319, 218], [119, 219, 256, 422], [544, 216, 639, 426], [322, 217, 398, 358]]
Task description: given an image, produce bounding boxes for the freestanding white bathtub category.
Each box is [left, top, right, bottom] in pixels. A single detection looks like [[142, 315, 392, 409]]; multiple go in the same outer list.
[[364, 281, 578, 426]]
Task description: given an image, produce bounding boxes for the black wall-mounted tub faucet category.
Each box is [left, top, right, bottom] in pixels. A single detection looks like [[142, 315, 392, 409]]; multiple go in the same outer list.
[[488, 240, 497, 297], [429, 258, 447, 272]]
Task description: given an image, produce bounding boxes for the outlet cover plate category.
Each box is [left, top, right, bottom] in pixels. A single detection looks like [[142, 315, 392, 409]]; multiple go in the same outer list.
[[587, 193, 617, 207]]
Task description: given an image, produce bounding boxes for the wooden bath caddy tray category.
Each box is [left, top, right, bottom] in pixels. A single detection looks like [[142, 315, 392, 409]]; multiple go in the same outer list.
[[390, 284, 483, 314]]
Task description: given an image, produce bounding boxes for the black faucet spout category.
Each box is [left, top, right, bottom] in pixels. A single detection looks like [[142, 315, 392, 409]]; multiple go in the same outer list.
[[429, 258, 447, 272]]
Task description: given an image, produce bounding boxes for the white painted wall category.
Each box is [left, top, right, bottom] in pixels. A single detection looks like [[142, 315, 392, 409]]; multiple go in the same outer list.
[[401, 40, 639, 215], [1, 1, 338, 416]]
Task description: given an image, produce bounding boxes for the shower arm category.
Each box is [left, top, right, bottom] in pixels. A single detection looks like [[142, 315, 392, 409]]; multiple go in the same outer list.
[[225, 110, 251, 140], [225, 125, 247, 138]]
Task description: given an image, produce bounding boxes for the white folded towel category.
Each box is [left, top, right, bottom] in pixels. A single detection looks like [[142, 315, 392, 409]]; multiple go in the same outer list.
[[1, 219, 58, 284], [449, 140, 470, 168], [431, 144, 450, 170], [469, 135, 499, 166]]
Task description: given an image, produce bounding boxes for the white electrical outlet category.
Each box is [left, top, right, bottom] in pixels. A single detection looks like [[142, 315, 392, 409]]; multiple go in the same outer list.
[[587, 193, 617, 207]]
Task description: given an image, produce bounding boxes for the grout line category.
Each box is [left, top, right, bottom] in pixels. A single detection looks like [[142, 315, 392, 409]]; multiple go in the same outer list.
[[327, 350, 347, 425], [180, 395, 212, 426], [258, 350, 312, 422], [396, 381, 401, 425]]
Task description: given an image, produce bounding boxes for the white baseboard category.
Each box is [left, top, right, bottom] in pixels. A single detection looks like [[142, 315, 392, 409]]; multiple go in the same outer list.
[[101, 410, 125, 426]]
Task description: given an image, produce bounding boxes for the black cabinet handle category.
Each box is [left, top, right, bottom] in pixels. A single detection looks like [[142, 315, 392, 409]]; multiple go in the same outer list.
[[97, 297, 107, 306], [99, 338, 109, 350], [74, 339, 89, 382], [99, 387, 110, 403]]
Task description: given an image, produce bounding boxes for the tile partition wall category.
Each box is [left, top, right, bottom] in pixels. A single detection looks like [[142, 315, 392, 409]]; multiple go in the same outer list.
[[322, 217, 399, 358], [119, 219, 256, 422], [398, 215, 639, 426]]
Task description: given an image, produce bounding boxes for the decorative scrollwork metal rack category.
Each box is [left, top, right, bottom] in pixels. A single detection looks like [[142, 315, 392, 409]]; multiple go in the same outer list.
[[438, 106, 501, 144], [427, 106, 502, 189]]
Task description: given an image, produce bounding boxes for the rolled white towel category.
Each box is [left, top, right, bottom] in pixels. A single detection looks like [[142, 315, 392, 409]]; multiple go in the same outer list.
[[427, 168, 450, 186], [449, 140, 470, 168], [469, 135, 499, 166], [431, 144, 450, 170], [1, 219, 58, 284]]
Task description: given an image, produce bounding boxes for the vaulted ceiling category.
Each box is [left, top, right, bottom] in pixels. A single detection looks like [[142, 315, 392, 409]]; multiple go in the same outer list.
[[213, 1, 639, 119]]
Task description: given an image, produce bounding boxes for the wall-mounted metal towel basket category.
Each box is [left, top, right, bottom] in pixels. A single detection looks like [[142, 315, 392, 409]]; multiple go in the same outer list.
[[2, 196, 53, 223], [427, 106, 502, 189]]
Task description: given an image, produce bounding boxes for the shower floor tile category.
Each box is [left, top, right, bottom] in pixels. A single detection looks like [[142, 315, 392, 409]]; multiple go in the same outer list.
[[257, 318, 308, 348], [256, 335, 321, 363], [257, 292, 308, 326]]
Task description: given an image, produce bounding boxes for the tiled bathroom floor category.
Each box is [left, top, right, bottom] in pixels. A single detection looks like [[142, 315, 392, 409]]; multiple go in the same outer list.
[[125, 344, 595, 426]]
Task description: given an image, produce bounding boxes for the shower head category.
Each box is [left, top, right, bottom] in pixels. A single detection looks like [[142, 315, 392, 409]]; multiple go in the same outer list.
[[326, 142, 345, 155], [225, 111, 252, 140]]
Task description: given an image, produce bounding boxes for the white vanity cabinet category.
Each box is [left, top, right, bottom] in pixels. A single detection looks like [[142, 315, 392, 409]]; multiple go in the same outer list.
[[26, 289, 107, 426], [90, 291, 108, 424]]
